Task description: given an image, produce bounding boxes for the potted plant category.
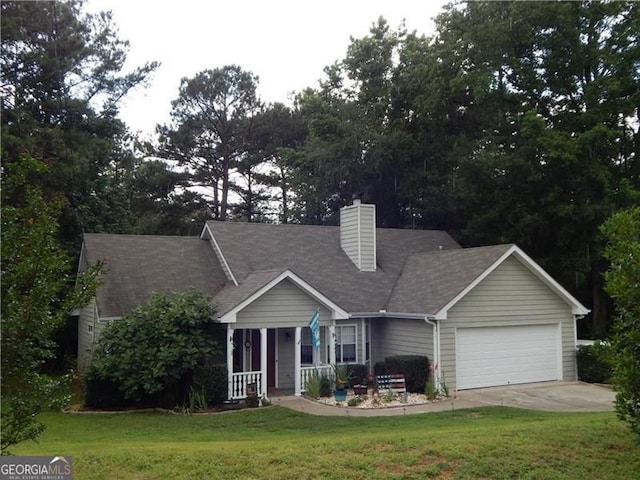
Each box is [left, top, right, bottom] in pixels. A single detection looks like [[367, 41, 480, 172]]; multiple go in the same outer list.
[[331, 364, 352, 402]]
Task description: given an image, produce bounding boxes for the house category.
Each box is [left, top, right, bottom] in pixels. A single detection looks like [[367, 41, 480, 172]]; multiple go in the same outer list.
[[77, 200, 589, 399]]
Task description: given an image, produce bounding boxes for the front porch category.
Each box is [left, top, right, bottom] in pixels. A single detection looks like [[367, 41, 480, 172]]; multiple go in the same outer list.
[[226, 324, 366, 400]]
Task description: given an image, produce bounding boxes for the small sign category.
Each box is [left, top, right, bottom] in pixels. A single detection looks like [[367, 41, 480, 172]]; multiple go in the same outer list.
[[0, 456, 72, 480]]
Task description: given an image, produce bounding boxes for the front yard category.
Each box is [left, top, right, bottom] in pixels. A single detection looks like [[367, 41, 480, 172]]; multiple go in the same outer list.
[[13, 407, 639, 479]]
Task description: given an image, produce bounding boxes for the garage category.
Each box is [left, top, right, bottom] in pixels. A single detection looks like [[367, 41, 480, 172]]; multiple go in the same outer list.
[[456, 324, 560, 390]]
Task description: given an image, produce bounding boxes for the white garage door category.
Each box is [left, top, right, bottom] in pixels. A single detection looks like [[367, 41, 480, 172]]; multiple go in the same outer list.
[[456, 324, 560, 390]]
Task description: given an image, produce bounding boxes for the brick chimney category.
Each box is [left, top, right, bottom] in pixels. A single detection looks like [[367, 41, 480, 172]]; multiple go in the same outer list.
[[340, 197, 376, 271]]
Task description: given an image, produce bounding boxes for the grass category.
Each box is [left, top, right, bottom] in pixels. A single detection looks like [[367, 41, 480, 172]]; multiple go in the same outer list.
[[12, 406, 639, 479]]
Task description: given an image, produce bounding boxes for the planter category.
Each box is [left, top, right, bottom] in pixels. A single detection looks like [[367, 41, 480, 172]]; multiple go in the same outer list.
[[352, 384, 368, 395], [334, 389, 347, 402], [222, 400, 241, 410]]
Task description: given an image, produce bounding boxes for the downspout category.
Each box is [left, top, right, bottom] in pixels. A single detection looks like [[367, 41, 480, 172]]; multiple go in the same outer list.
[[424, 316, 440, 392]]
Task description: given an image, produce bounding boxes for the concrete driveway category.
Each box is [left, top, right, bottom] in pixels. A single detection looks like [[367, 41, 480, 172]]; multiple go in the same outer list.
[[456, 381, 616, 412]]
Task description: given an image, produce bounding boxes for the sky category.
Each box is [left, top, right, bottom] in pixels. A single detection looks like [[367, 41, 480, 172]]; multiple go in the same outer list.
[[84, 0, 448, 139]]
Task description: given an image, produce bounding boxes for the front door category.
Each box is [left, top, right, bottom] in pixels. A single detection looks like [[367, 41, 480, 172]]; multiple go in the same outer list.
[[250, 329, 276, 388]]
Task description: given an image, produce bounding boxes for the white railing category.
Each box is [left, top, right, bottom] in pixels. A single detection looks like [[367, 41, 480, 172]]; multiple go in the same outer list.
[[230, 371, 263, 399], [300, 365, 333, 393]]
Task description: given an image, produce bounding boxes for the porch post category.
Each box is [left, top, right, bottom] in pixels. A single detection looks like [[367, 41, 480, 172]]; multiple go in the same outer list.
[[361, 318, 366, 366], [260, 327, 267, 397], [294, 326, 302, 396], [227, 325, 234, 400], [328, 324, 336, 365]]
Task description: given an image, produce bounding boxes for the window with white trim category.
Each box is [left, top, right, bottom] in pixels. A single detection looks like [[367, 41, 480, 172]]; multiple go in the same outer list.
[[335, 325, 357, 363]]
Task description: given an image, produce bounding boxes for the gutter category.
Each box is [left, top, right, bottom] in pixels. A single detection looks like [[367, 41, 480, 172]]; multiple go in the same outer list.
[[349, 311, 427, 320], [424, 316, 441, 392]]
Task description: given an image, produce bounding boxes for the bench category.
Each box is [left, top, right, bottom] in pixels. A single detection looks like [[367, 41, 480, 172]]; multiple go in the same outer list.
[[375, 374, 407, 394]]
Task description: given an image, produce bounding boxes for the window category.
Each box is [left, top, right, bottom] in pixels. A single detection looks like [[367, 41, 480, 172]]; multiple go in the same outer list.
[[301, 328, 313, 364], [335, 325, 356, 363]]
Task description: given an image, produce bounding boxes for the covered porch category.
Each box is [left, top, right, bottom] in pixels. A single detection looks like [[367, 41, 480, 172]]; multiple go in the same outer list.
[[226, 325, 343, 399]]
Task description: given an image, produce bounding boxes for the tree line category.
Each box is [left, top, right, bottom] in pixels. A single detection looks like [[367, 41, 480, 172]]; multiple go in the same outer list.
[[3, 1, 638, 336]]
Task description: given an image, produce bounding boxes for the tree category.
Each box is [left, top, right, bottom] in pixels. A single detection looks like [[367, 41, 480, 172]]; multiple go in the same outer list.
[[601, 207, 640, 442], [1, 156, 103, 454], [158, 66, 261, 221], [1, 0, 158, 249], [246, 102, 307, 223], [84, 289, 221, 407]]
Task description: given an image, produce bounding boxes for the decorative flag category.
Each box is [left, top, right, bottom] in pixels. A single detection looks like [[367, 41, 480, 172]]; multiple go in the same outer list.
[[309, 309, 321, 349]]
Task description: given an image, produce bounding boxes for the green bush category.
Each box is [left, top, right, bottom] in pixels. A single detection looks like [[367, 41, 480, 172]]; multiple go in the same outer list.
[[577, 343, 612, 384], [373, 361, 387, 376], [84, 289, 221, 408], [192, 362, 228, 406], [347, 364, 368, 387], [384, 355, 430, 393], [83, 370, 128, 409], [304, 373, 321, 399], [319, 374, 332, 397]]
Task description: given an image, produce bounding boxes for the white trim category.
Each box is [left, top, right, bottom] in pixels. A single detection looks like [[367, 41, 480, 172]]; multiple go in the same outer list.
[[334, 323, 358, 364], [434, 245, 590, 320], [201, 223, 238, 286], [98, 316, 121, 322], [217, 269, 349, 323]]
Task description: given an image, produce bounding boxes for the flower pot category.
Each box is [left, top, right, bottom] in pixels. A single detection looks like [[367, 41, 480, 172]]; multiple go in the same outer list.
[[352, 384, 368, 395], [334, 389, 347, 402]]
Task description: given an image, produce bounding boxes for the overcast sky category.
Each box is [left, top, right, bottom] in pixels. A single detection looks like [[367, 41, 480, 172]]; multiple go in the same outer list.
[[84, 0, 448, 138]]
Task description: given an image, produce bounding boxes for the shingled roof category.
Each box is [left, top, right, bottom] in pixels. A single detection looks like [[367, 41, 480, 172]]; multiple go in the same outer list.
[[204, 221, 462, 315], [386, 244, 513, 315], [81, 234, 226, 318]]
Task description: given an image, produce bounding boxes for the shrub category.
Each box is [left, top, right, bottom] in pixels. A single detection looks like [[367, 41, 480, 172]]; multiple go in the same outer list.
[[319, 374, 332, 397], [347, 364, 368, 387], [193, 362, 228, 406], [84, 289, 221, 408], [577, 343, 613, 384], [373, 361, 387, 376], [304, 373, 321, 399], [83, 371, 128, 409], [384, 355, 430, 393]]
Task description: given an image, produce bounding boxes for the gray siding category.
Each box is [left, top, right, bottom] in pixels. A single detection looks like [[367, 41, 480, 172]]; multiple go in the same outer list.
[[358, 205, 376, 271], [235, 279, 333, 328], [371, 318, 434, 365], [77, 299, 118, 371], [441, 255, 577, 391], [340, 207, 360, 269], [339, 204, 376, 271], [77, 298, 98, 371]]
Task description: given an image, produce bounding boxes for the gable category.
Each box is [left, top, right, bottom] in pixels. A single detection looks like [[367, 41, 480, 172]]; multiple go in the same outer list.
[[435, 246, 589, 319], [448, 255, 571, 318], [234, 278, 334, 328], [216, 270, 349, 323]]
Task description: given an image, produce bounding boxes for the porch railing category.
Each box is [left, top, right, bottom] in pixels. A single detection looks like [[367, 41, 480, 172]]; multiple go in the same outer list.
[[300, 365, 333, 393], [230, 371, 263, 399]]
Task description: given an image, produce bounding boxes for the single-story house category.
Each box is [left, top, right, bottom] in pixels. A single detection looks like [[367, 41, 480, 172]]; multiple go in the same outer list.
[[77, 200, 589, 399]]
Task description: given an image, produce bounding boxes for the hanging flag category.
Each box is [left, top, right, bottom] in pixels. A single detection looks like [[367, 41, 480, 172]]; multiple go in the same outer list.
[[309, 309, 321, 349]]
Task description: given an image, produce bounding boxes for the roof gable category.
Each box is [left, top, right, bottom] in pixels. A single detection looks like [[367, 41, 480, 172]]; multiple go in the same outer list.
[[387, 244, 589, 319], [215, 269, 350, 323]]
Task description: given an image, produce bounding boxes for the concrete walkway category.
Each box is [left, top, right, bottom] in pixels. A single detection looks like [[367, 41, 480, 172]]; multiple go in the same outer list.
[[271, 382, 615, 416]]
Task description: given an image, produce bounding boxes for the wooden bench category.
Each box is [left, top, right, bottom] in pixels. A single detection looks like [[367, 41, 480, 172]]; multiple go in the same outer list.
[[375, 374, 407, 394]]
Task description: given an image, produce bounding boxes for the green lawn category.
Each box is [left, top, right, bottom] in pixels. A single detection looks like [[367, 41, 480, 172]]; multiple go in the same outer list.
[[13, 406, 639, 479]]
